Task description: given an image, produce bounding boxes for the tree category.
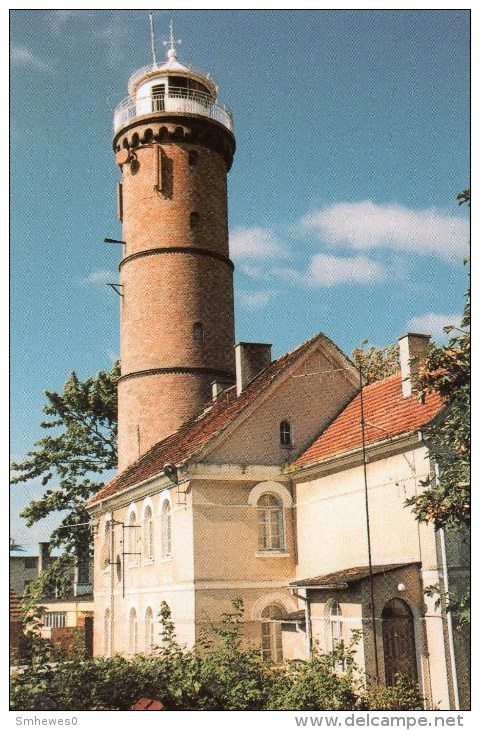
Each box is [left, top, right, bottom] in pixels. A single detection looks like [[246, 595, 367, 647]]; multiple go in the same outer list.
[[351, 343, 400, 383], [405, 191, 470, 532], [11, 362, 119, 588]]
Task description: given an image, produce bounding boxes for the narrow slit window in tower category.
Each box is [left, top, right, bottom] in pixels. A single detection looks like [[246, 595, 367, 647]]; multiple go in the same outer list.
[[190, 212, 199, 230], [193, 322, 203, 343]]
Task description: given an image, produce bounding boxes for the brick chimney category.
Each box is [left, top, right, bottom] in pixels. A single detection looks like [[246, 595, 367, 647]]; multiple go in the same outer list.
[[398, 333, 431, 398], [235, 342, 272, 396], [38, 542, 51, 573]]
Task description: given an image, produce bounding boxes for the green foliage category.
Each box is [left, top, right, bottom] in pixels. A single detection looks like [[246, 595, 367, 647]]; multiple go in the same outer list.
[[267, 642, 360, 711], [405, 263, 470, 531], [11, 362, 119, 561], [351, 343, 400, 383], [360, 675, 424, 711], [10, 600, 425, 712]]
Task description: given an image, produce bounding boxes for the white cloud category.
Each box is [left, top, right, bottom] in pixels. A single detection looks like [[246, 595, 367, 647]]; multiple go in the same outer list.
[[301, 201, 469, 261], [406, 312, 462, 341], [10, 45, 51, 72], [82, 269, 116, 285], [275, 254, 386, 287], [238, 290, 274, 309], [230, 227, 286, 260]]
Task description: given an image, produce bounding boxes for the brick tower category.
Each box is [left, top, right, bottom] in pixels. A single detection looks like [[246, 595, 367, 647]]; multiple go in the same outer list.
[[113, 33, 236, 469]]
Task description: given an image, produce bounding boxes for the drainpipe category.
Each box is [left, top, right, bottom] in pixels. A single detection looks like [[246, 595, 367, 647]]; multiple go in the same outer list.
[[110, 514, 115, 657], [436, 464, 460, 710], [292, 590, 312, 658]]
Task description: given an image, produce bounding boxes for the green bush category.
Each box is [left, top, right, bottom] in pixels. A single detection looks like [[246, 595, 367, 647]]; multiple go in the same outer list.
[[10, 600, 424, 712]]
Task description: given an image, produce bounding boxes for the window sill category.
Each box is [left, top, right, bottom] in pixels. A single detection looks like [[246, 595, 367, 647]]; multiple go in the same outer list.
[[142, 558, 155, 566], [159, 555, 173, 563], [255, 551, 290, 558]]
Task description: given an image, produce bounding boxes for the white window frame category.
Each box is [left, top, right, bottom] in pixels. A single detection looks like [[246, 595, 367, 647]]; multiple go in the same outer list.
[[126, 505, 139, 567], [129, 607, 138, 656], [142, 499, 154, 563], [160, 494, 172, 559], [145, 606, 154, 654], [258, 493, 285, 551], [104, 608, 111, 657], [260, 603, 285, 664], [248, 482, 292, 555]]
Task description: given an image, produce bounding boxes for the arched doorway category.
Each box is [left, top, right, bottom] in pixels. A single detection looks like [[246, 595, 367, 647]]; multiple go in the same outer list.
[[382, 598, 418, 685]]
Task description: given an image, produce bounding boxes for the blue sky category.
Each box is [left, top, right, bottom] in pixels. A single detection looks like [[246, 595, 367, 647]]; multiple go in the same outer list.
[[10, 9, 470, 544]]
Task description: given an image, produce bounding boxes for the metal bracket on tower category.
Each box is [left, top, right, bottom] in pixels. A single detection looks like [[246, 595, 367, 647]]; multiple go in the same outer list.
[[107, 283, 124, 297]]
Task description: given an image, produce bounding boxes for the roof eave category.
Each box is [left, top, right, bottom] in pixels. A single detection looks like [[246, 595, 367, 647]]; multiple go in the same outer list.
[[290, 429, 424, 481]]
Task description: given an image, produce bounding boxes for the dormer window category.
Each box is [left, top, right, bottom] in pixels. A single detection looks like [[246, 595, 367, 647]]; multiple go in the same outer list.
[[280, 420, 292, 447]]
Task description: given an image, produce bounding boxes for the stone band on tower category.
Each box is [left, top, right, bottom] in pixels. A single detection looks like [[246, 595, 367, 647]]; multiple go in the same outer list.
[[113, 41, 236, 470]]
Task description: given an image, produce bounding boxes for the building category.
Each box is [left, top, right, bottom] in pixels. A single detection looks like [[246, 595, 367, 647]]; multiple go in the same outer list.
[[86, 37, 469, 710], [9, 540, 94, 658]]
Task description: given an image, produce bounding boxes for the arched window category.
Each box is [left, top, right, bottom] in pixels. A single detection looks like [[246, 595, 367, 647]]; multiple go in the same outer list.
[[129, 607, 138, 655], [145, 607, 154, 654], [101, 519, 112, 569], [193, 322, 203, 342], [143, 505, 154, 561], [104, 608, 111, 656], [280, 420, 292, 447], [161, 501, 172, 558], [382, 598, 418, 685], [261, 604, 285, 663], [258, 493, 284, 551], [330, 600, 343, 651], [126, 510, 138, 566], [190, 212, 199, 230]]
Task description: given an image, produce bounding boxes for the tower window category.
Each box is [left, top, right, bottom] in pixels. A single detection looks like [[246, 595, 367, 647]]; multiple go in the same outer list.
[[193, 322, 203, 342], [280, 420, 292, 447], [190, 212, 199, 230], [189, 150, 198, 166]]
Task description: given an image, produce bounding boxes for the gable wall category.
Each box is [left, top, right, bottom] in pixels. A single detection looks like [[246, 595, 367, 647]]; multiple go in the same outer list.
[[207, 349, 358, 465], [294, 445, 432, 581]]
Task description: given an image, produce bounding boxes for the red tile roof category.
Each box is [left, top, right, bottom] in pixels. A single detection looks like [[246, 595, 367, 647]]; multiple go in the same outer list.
[[131, 698, 165, 711], [293, 373, 443, 469], [88, 334, 324, 507]]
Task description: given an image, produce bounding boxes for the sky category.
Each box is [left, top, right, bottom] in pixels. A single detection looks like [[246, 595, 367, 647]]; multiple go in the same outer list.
[[9, 9, 470, 544]]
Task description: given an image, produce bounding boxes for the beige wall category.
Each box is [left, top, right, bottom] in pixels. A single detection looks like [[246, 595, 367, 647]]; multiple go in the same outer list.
[[208, 348, 358, 466], [92, 483, 196, 655], [294, 445, 457, 709]]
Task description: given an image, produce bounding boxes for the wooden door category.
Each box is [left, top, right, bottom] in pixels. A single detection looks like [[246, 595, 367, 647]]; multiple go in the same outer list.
[[382, 598, 418, 685]]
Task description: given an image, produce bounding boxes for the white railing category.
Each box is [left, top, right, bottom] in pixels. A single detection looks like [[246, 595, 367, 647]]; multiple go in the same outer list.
[[114, 88, 233, 133]]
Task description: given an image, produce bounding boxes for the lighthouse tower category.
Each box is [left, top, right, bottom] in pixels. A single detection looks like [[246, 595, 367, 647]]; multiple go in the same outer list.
[[113, 29, 236, 469]]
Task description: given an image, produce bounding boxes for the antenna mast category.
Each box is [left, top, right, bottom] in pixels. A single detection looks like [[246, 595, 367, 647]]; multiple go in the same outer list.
[[149, 11, 157, 66]]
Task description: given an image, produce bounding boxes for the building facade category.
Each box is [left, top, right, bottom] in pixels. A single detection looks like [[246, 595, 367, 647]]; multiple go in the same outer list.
[[87, 41, 469, 710]]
